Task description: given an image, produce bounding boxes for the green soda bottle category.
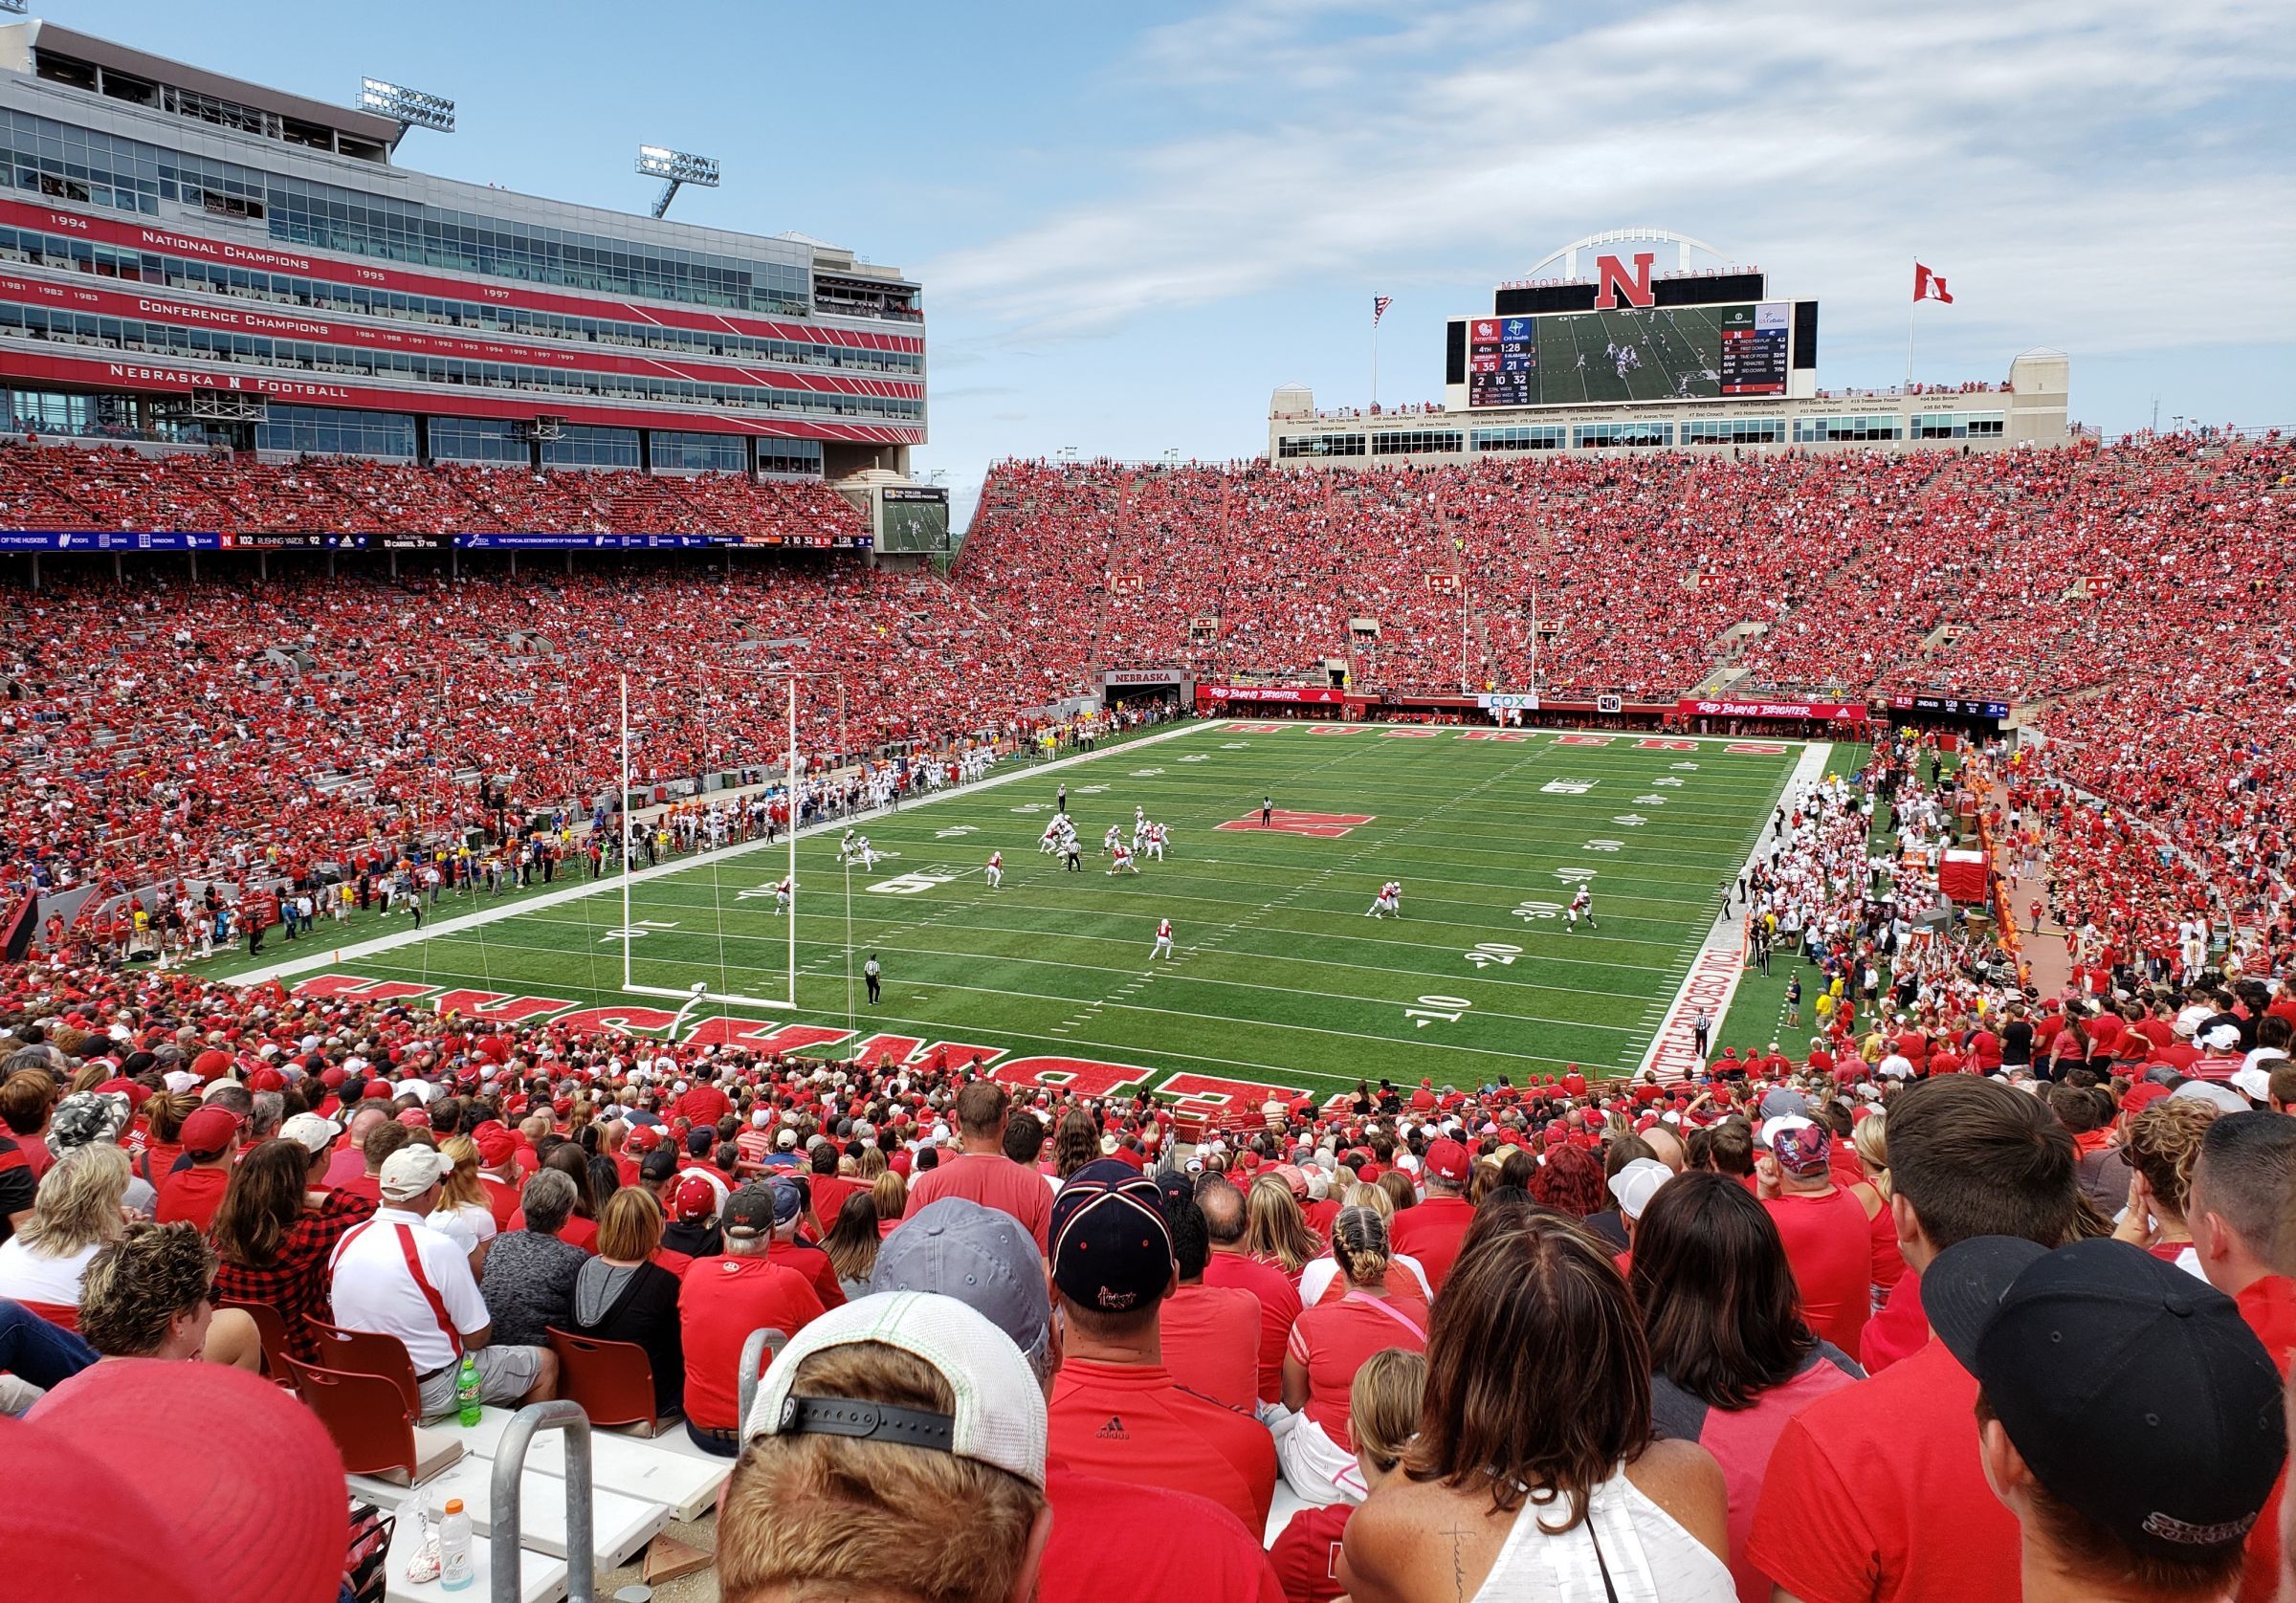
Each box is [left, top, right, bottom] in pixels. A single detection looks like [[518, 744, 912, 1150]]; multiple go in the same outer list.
[[454, 1353, 482, 1427]]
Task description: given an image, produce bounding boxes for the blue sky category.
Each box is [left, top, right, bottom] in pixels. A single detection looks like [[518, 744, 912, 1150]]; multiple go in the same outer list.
[[53, 0, 2296, 520]]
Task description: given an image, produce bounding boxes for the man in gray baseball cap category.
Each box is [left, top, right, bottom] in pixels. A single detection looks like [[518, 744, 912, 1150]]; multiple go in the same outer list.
[[870, 1198, 1052, 1378], [859, 1197, 1285, 1598]]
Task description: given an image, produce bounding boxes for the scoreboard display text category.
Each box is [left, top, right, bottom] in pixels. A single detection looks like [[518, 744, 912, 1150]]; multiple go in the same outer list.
[[1466, 302, 1792, 407]]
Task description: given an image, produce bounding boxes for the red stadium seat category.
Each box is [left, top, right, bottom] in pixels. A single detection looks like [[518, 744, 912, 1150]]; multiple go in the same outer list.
[[302, 1318, 423, 1417], [546, 1327, 672, 1436]]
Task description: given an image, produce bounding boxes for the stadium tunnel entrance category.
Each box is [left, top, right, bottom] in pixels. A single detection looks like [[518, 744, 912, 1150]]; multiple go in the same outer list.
[[1095, 667, 1190, 715]]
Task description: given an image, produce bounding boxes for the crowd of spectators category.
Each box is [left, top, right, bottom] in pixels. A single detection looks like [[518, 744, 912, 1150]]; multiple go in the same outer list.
[[4, 939, 2296, 1599]]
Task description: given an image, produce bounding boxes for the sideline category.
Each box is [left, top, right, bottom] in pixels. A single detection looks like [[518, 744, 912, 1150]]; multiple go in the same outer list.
[[1635, 740, 1834, 1081], [226, 717, 1223, 990]]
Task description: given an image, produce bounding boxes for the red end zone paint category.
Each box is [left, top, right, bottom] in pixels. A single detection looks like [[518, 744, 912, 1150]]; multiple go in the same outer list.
[[1225, 723, 1289, 735], [685, 1019, 854, 1055], [1554, 735, 1614, 747], [1213, 809, 1376, 838], [844, 1034, 1009, 1072], [1159, 1071, 1308, 1116], [294, 974, 439, 1003], [986, 1055, 1149, 1099], [1636, 739, 1700, 751], [550, 1003, 682, 1035], [1456, 730, 1531, 742], [431, 988, 574, 1023], [1725, 742, 1791, 755], [1380, 729, 1439, 739]]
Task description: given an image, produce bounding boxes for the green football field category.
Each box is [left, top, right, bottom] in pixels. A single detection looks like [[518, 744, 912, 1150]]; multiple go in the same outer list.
[[234, 721, 1818, 1106]]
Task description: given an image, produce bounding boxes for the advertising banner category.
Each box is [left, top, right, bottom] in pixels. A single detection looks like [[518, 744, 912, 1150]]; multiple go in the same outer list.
[[1675, 697, 1870, 724]]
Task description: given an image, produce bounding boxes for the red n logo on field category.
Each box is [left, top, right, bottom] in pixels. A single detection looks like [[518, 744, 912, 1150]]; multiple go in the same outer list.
[[1636, 738, 1699, 751], [1594, 252, 1657, 309], [1725, 742, 1790, 755], [1555, 735, 1614, 747], [1214, 809, 1376, 838]]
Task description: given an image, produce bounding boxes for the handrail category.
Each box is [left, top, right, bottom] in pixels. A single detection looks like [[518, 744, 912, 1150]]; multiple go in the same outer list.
[[489, 1400, 595, 1603], [736, 1326, 790, 1440]]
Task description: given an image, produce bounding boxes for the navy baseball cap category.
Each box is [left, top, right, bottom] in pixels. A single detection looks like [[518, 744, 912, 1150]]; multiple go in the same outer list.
[[1927, 1236, 2285, 1564], [1049, 1159, 1173, 1314]]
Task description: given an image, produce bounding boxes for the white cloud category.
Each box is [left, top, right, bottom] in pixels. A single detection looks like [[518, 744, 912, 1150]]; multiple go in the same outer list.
[[922, 0, 2296, 358]]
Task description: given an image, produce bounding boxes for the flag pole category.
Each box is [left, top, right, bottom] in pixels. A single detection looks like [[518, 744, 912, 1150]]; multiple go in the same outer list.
[[1906, 261, 1915, 390], [1371, 317, 1380, 411]]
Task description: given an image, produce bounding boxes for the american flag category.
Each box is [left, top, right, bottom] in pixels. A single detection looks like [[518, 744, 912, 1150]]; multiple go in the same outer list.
[[1373, 295, 1393, 325]]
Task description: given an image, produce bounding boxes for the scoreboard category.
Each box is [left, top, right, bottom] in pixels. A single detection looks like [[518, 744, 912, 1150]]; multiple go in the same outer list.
[[1457, 299, 1805, 408], [1467, 314, 1536, 406], [1717, 303, 1789, 395]]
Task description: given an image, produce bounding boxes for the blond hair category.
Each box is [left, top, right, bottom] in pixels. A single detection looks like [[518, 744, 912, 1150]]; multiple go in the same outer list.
[[1244, 1175, 1320, 1274], [18, 1143, 131, 1258], [1351, 1347, 1428, 1474], [2126, 1101, 2219, 1224], [596, 1185, 666, 1263], [872, 1168, 908, 1221], [435, 1135, 487, 1212], [717, 1342, 1044, 1603], [1850, 1112, 1891, 1199], [1347, 1180, 1395, 1219], [1331, 1203, 1393, 1289]]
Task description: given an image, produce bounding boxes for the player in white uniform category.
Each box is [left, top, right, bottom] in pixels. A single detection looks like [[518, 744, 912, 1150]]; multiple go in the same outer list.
[[984, 850, 1004, 889], [1151, 916, 1174, 959], [1568, 887, 1596, 931], [1108, 843, 1139, 875], [1103, 823, 1123, 856], [1132, 806, 1147, 851], [1143, 822, 1166, 862]]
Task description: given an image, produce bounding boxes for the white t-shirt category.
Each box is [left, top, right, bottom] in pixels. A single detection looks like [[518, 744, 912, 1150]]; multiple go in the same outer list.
[[328, 1206, 491, 1375], [0, 1237, 101, 1307], [427, 1200, 499, 1258]]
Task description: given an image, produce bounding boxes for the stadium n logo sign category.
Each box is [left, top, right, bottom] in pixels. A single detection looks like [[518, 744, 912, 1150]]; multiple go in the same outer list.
[[1594, 252, 1657, 310]]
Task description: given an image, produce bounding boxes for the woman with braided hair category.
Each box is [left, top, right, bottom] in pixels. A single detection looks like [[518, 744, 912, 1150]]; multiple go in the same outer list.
[[1274, 1202, 1430, 1506]]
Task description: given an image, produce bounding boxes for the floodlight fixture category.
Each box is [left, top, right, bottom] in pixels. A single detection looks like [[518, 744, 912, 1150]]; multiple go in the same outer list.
[[360, 77, 456, 134], [636, 144, 720, 218]]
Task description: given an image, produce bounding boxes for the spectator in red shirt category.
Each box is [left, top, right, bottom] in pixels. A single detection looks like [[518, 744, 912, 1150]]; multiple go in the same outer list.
[[471, 1123, 525, 1233], [674, 1066, 731, 1130], [851, 1189, 1286, 1603], [2187, 1112, 2296, 1602], [209, 1127, 375, 1365], [1198, 1172, 1301, 1406], [903, 1082, 1051, 1253], [1277, 1204, 1428, 1506], [1747, 1075, 2085, 1603], [677, 1184, 824, 1457], [1269, 1348, 1425, 1603], [760, 1175, 845, 1310], [152, 1106, 239, 1232], [1755, 1117, 1873, 1354], [1926, 1235, 2283, 1603], [1388, 1136, 1474, 1293], [333, 1116, 410, 1209], [1045, 1159, 1277, 1533], [1158, 1188, 1261, 1413]]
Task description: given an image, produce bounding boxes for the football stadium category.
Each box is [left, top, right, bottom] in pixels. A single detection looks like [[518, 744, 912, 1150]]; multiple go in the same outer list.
[[0, 11, 2291, 1603]]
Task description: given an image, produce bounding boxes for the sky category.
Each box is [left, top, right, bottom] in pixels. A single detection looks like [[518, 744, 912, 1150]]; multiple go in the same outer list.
[[48, 0, 2296, 524]]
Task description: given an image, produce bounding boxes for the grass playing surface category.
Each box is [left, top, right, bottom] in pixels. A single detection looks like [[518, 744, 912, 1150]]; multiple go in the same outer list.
[[244, 722, 1812, 1103]]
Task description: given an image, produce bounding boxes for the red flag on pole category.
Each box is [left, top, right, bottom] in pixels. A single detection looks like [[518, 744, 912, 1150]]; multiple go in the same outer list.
[[1913, 263, 1954, 304]]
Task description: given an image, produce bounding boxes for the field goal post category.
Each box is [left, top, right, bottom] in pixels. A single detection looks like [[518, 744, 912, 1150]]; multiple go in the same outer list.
[[618, 669, 800, 1013]]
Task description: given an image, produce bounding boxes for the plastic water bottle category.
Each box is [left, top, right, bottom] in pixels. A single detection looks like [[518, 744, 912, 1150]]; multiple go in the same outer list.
[[454, 1354, 482, 1427], [437, 1498, 474, 1592]]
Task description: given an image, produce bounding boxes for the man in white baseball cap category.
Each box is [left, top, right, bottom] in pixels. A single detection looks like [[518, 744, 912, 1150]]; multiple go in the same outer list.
[[722, 1292, 1049, 1601]]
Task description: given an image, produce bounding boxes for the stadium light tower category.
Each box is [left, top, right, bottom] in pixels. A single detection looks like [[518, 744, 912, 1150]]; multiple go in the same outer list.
[[637, 145, 720, 219], [358, 77, 456, 136]]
